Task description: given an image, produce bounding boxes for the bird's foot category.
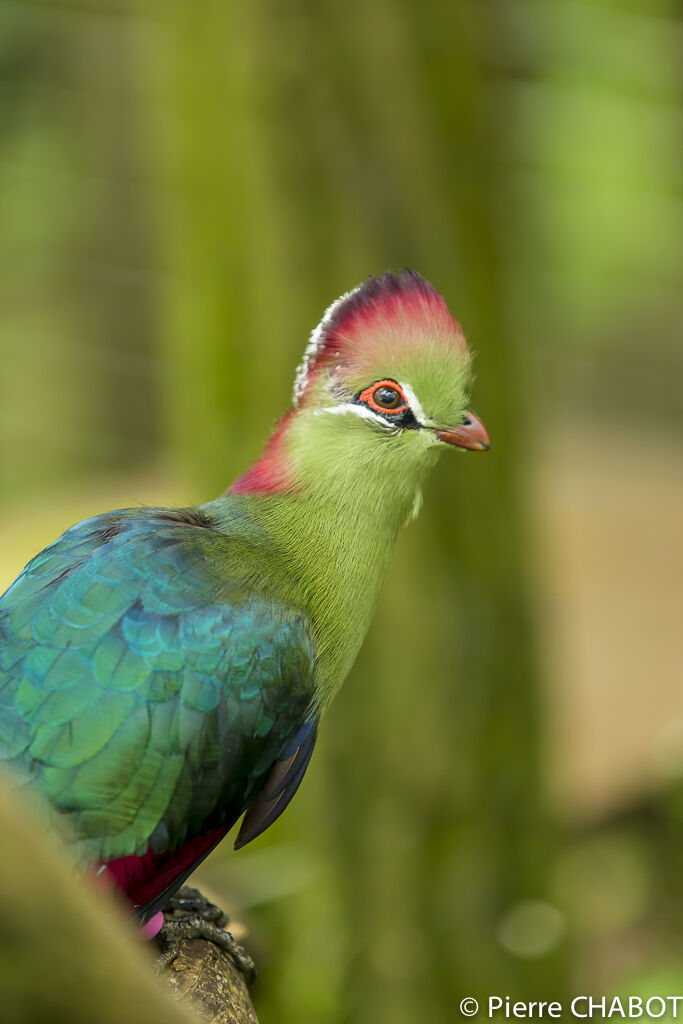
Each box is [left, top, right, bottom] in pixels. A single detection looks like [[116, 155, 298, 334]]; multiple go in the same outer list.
[[162, 885, 228, 927], [155, 917, 256, 983], [153, 886, 255, 985]]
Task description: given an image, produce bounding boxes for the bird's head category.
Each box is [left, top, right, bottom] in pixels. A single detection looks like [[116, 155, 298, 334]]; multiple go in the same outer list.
[[293, 269, 488, 453], [231, 270, 488, 500]]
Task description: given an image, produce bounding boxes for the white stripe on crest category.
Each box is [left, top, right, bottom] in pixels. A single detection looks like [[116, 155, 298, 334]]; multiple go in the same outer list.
[[292, 284, 364, 405]]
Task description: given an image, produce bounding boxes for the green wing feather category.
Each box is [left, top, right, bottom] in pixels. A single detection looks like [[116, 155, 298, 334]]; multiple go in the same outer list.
[[0, 509, 316, 864]]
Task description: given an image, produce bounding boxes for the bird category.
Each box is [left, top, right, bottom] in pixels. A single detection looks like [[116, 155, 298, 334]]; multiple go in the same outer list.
[[0, 269, 489, 932]]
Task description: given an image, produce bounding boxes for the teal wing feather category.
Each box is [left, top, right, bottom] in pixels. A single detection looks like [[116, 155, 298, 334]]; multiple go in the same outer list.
[[0, 509, 316, 866]]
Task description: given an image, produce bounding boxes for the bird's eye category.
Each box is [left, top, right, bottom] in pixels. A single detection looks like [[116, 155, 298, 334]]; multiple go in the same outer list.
[[373, 385, 402, 410], [357, 378, 410, 416]]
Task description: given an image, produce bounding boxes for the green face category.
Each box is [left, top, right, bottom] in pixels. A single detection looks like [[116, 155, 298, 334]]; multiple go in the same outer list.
[[297, 344, 488, 464]]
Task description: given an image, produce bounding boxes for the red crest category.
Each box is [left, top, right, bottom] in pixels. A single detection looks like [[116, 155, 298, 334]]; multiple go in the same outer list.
[[293, 270, 465, 405]]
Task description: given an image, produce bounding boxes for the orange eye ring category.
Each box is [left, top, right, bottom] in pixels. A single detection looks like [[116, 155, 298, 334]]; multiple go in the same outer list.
[[359, 379, 408, 414]]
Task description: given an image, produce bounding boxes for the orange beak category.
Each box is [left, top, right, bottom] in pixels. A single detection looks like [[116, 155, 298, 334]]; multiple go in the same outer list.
[[433, 411, 490, 451]]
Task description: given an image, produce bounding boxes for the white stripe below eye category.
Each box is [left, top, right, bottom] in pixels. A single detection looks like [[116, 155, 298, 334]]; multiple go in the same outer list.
[[315, 404, 395, 429], [317, 381, 428, 431]]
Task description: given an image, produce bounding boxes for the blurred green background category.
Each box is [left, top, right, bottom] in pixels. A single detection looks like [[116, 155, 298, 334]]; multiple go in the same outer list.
[[1, 0, 682, 1020]]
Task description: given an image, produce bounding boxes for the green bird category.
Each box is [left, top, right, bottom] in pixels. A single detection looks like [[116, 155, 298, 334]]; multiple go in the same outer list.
[[0, 270, 489, 928]]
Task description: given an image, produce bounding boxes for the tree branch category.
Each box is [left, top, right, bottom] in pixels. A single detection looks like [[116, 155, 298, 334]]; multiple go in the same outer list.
[[154, 887, 259, 1024]]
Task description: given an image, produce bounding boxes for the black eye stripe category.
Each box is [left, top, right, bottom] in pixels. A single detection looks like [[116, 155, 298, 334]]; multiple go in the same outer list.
[[392, 407, 420, 429]]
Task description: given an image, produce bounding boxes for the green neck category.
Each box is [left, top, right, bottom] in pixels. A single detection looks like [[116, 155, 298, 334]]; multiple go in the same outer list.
[[209, 409, 438, 712]]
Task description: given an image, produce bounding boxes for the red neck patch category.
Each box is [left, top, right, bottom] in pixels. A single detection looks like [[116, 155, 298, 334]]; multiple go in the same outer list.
[[230, 410, 296, 496]]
